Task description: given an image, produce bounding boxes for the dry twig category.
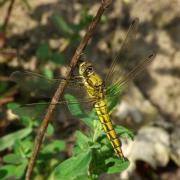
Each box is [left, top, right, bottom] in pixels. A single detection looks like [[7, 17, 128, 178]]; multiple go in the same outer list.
[[25, 1, 112, 179], [0, 96, 14, 105], [2, 0, 16, 33]]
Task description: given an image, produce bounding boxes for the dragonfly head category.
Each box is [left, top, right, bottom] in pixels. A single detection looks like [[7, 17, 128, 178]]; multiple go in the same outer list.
[[79, 61, 94, 77]]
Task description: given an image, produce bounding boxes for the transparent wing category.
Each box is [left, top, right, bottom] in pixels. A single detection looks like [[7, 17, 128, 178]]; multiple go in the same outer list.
[[9, 71, 95, 117], [105, 18, 139, 86], [11, 96, 96, 120], [106, 53, 156, 98], [9, 70, 85, 99]]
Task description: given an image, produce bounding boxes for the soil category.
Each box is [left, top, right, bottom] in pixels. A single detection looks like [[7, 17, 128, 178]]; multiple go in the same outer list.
[[0, 0, 180, 179]]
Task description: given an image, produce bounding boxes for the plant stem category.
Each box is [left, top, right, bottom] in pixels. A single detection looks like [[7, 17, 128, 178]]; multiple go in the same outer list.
[[25, 1, 112, 180], [2, 0, 16, 33]]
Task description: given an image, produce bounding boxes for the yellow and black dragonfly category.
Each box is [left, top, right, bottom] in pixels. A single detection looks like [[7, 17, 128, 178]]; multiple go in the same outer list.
[[10, 18, 155, 160]]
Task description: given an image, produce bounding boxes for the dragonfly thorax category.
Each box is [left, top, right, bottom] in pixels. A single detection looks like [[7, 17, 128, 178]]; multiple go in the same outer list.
[[79, 61, 105, 100]]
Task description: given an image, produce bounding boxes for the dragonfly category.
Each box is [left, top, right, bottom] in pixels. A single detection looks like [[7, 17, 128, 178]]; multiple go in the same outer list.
[[10, 18, 155, 160]]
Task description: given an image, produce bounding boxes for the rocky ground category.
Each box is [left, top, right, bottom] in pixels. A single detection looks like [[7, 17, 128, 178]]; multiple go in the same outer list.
[[0, 0, 180, 179]]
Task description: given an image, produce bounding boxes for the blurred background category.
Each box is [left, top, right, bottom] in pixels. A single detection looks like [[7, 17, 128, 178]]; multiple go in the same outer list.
[[0, 0, 180, 179]]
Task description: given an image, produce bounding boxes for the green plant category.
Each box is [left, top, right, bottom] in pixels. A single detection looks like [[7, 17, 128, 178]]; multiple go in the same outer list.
[[0, 102, 65, 180], [52, 94, 134, 180], [51, 10, 107, 51], [1, 4, 133, 179], [1, 90, 133, 180], [34, 10, 101, 75]]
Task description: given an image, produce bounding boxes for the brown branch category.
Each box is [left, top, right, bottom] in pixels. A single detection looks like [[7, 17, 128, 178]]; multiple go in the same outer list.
[[0, 96, 14, 105], [0, 76, 9, 81], [0, 49, 17, 58], [0, 85, 18, 105], [2, 0, 16, 33], [25, 0, 112, 179]]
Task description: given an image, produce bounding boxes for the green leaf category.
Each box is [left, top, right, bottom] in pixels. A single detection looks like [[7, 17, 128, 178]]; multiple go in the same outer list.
[[50, 52, 65, 64], [41, 68, 54, 79], [0, 160, 28, 179], [7, 102, 20, 110], [54, 151, 92, 180], [20, 116, 32, 127], [115, 125, 134, 140], [78, 111, 96, 130], [89, 142, 101, 150], [105, 157, 129, 174], [7, 103, 33, 123], [72, 145, 82, 156], [64, 93, 95, 129], [43, 140, 65, 153], [0, 128, 32, 151], [15, 161, 28, 179], [52, 14, 73, 35], [36, 42, 51, 61], [3, 154, 23, 164], [75, 131, 89, 150], [14, 139, 33, 156], [73, 174, 91, 180], [100, 15, 108, 23], [79, 7, 93, 28], [0, 165, 16, 179], [64, 94, 84, 117], [7, 103, 30, 126], [0, 82, 8, 94], [46, 123, 55, 136]]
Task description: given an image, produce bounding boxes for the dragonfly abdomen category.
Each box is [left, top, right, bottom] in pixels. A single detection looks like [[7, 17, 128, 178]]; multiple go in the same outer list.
[[94, 100, 125, 159]]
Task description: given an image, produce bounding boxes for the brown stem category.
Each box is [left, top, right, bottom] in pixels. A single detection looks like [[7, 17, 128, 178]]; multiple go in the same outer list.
[[0, 49, 17, 58], [0, 96, 14, 105], [2, 0, 16, 33], [25, 1, 112, 180], [0, 76, 9, 81]]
